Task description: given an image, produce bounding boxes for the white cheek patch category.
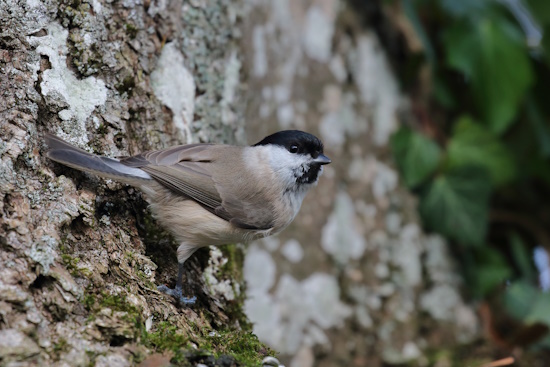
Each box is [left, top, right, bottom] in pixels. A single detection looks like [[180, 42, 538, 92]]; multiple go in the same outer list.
[[266, 146, 311, 186], [244, 145, 322, 190]]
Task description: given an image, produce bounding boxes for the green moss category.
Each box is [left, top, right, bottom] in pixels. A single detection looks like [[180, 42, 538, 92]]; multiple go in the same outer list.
[[200, 328, 274, 367], [85, 350, 97, 367], [219, 245, 244, 278], [66, 32, 104, 76], [96, 124, 108, 136], [116, 75, 136, 97], [136, 270, 156, 289], [140, 321, 273, 367], [139, 322, 193, 365], [61, 254, 92, 278], [83, 291, 142, 322], [218, 245, 253, 331], [53, 337, 69, 357], [98, 292, 140, 316], [58, 2, 89, 28], [82, 293, 95, 311], [125, 23, 138, 39], [142, 321, 189, 353], [70, 203, 271, 366], [61, 253, 79, 269]]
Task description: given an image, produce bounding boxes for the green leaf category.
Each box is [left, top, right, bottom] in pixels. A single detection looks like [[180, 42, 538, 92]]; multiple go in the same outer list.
[[447, 116, 517, 186], [505, 281, 550, 326], [444, 17, 534, 134], [472, 247, 513, 296], [475, 265, 512, 296], [528, 293, 550, 325], [391, 127, 442, 188], [419, 166, 491, 245], [504, 281, 539, 321]]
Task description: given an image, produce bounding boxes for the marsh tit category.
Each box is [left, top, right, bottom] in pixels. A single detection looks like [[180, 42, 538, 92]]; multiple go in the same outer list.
[[45, 130, 331, 305]]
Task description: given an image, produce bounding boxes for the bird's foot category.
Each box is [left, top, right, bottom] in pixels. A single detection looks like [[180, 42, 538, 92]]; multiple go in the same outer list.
[[157, 284, 197, 305]]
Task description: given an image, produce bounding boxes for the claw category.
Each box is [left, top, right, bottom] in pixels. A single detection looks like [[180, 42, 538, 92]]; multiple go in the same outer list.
[[157, 284, 196, 305]]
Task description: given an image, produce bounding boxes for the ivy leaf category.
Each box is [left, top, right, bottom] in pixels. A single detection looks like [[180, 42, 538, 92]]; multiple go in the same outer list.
[[472, 247, 513, 296], [444, 17, 534, 134], [391, 127, 442, 188], [528, 293, 550, 325], [447, 116, 517, 186], [419, 166, 491, 246], [504, 281, 539, 321], [505, 281, 550, 326]]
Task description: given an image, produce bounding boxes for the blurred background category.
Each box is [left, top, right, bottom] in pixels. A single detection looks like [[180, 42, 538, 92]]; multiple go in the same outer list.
[[239, 0, 550, 366]]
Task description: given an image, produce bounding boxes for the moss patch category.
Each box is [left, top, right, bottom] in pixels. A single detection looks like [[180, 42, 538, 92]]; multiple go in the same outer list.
[[218, 245, 253, 331], [115, 75, 136, 97], [143, 321, 274, 367], [200, 329, 273, 367], [124, 23, 138, 39], [79, 289, 273, 366]]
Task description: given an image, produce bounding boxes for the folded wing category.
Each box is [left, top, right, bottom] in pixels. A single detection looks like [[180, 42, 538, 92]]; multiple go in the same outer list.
[[121, 145, 275, 230]]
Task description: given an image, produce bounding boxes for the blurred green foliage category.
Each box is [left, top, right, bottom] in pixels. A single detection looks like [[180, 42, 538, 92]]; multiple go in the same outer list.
[[391, 0, 550, 344], [392, 126, 441, 187]]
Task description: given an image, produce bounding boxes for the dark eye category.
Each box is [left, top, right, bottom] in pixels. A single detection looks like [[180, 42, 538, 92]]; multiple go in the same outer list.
[[289, 145, 299, 153]]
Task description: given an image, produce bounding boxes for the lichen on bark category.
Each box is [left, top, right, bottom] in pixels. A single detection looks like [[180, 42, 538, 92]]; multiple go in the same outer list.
[[0, 0, 270, 366]]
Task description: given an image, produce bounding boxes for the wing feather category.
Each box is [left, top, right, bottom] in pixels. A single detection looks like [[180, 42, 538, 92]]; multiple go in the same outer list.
[[140, 165, 224, 213], [120, 144, 273, 229]]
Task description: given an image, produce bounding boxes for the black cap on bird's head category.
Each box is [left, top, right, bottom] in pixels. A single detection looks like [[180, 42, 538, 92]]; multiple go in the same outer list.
[[253, 130, 331, 165]]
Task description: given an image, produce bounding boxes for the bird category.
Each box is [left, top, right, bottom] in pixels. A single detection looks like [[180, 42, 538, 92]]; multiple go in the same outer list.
[[44, 130, 331, 305]]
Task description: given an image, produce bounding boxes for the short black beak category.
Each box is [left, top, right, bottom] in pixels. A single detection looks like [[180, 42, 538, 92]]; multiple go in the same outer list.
[[313, 154, 331, 165]]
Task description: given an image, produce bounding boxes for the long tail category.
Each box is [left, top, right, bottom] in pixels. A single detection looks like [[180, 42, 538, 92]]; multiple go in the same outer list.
[[45, 133, 152, 184]]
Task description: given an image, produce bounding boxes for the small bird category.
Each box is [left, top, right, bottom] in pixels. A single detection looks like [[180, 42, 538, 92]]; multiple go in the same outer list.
[[45, 130, 331, 305]]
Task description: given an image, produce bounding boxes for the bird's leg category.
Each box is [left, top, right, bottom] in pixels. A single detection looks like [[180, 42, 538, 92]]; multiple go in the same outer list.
[[157, 243, 199, 305], [157, 262, 197, 305]]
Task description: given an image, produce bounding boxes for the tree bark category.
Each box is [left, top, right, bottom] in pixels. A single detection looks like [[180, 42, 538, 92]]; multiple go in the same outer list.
[[1, 0, 264, 366], [1, 0, 483, 366]]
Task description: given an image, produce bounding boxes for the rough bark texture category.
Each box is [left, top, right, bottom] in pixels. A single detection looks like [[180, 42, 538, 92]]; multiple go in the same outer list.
[[1, 0, 266, 366], [2, 0, 483, 367]]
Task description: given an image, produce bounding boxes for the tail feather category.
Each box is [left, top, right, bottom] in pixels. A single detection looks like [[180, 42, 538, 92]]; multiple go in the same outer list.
[[45, 133, 152, 184], [44, 133, 91, 154]]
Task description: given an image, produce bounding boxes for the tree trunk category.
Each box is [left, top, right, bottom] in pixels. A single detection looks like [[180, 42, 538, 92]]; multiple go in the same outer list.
[[1, 0, 266, 366], [1, 0, 481, 366]]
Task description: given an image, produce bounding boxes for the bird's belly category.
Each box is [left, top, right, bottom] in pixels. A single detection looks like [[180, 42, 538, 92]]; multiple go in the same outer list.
[[147, 193, 270, 246]]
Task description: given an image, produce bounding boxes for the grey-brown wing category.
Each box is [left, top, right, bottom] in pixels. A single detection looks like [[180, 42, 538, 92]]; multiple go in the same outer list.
[[120, 145, 274, 229], [142, 163, 227, 218], [120, 144, 227, 218], [214, 189, 276, 230]]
